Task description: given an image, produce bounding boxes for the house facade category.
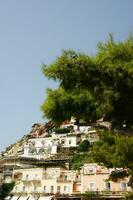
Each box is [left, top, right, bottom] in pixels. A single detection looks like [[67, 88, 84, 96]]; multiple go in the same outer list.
[[81, 163, 132, 194], [11, 167, 78, 200], [10, 164, 132, 200], [23, 137, 58, 159]]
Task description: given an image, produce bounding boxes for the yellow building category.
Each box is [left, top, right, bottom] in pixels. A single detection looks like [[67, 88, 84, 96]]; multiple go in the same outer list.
[[81, 163, 132, 197], [11, 167, 77, 200], [7, 163, 133, 200]]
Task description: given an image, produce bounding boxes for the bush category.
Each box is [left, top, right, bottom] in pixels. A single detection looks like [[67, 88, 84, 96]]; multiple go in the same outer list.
[[55, 127, 71, 134], [70, 152, 93, 170], [78, 140, 90, 152], [0, 182, 15, 199]]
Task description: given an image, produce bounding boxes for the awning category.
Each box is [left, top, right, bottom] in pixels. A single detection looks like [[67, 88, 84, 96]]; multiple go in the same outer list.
[[19, 196, 29, 200], [4, 196, 12, 200], [39, 196, 53, 200], [28, 195, 40, 200], [10, 196, 20, 200]]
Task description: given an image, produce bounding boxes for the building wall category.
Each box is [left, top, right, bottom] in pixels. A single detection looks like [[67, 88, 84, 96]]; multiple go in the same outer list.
[[59, 136, 77, 147], [81, 164, 132, 193], [23, 137, 58, 158], [82, 173, 131, 192], [12, 167, 74, 195]]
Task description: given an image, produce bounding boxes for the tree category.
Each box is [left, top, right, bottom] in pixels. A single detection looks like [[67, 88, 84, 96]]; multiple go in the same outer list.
[[41, 50, 99, 125], [91, 130, 133, 186], [95, 34, 133, 128], [41, 35, 133, 129], [0, 182, 15, 199], [41, 87, 97, 125], [70, 152, 93, 170], [78, 140, 90, 152]]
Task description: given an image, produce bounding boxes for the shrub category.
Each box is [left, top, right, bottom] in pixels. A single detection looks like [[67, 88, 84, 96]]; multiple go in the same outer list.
[[78, 140, 90, 152], [0, 182, 15, 199]]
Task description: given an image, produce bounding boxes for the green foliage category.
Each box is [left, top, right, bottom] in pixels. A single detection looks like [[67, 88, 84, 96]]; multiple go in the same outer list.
[[70, 152, 93, 170], [95, 34, 133, 127], [109, 170, 128, 182], [83, 191, 99, 199], [127, 176, 133, 187], [78, 140, 90, 152], [91, 130, 133, 180], [41, 87, 97, 125], [0, 182, 15, 199], [41, 35, 133, 129], [54, 127, 71, 134], [125, 192, 133, 200]]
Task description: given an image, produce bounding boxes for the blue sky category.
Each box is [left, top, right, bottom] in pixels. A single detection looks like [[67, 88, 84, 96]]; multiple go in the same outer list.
[[0, 0, 133, 151]]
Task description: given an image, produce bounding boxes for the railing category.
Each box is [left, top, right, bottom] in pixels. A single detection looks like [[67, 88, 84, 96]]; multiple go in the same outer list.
[[22, 177, 41, 182], [42, 175, 53, 180], [3, 171, 12, 175], [85, 190, 128, 197], [11, 190, 29, 194], [75, 178, 81, 182], [57, 177, 72, 182], [30, 190, 47, 194]]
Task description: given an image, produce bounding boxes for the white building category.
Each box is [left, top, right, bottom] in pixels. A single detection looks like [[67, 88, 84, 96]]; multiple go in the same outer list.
[[22, 132, 81, 160], [23, 137, 58, 159], [59, 134, 79, 148]]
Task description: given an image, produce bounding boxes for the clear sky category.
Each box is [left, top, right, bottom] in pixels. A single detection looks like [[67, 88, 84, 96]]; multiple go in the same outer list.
[[0, 0, 133, 152]]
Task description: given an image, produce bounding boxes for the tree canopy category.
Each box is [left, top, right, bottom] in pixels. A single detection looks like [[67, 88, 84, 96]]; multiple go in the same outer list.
[[41, 34, 133, 129], [91, 130, 133, 186]]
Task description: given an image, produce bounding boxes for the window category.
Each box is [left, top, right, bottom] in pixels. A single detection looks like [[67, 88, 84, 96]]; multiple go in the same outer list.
[[64, 175, 67, 181], [43, 173, 47, 179], [35, 174, 38, 179], [23, 186, 25, 191], [105, 182, 111, 190], [120, 182, 127, 191], [41, 140, 45, 146], [26, 174, 29, 180], [61, 140, 65, 145], [44, 186, 46, 193], [15, 186, 18, 191], [32, 141, 35, 146], [64, 186, 67, 192], [69, 140, 72, 145], [34, 186, 37, 192], [88, 169, 94, 174], [51, 185, 54, 193], [89, 182, 95, 191], [57, 186, 60, 193]]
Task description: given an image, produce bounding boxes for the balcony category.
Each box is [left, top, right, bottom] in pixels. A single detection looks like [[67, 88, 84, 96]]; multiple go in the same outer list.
[[85, 190, 127, 198], [22, 177, 41, 183], [3, 170, 12, 175], [11, 190, 29, 194], [57, 177, 72, 183], [75, 178, 81, 183], [42, 174, 53, 180], [96, 169, 109, 174], [30, 190, 45, 194]]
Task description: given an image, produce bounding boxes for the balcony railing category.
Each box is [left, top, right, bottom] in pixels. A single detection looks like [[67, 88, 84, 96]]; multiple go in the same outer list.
[[11, 190, 29, 194], [30, 190, 46, 194], [42, 175, 53, 180], [85, 190, 128, 198], [3, 171, 12, 175], [57, 177, 72, 182], [22, 177, 41, 182], [75, 178, 81, 182]]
